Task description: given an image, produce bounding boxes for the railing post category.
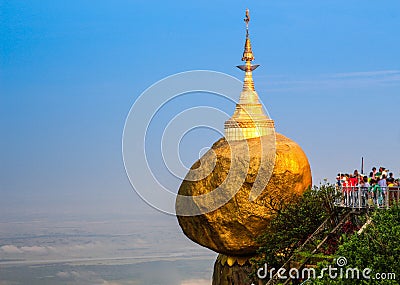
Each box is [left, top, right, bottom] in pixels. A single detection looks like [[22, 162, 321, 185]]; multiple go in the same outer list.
[[398, 186, 400, 204], [386, 187, 389, 209]]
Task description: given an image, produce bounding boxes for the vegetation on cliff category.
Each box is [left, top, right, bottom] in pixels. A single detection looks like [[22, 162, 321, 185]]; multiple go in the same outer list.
[[313, 203, 400, 285], [252, 185, 400, 284]]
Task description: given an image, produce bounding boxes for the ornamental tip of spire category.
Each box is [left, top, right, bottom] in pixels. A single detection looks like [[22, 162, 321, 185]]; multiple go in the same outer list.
[[244, 8, 250, 28], [241, 8, 255, 62], [237, 8, 258, 91]]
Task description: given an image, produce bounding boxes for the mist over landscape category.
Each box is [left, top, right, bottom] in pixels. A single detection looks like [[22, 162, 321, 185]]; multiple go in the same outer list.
[[0, 206, 215, 285]]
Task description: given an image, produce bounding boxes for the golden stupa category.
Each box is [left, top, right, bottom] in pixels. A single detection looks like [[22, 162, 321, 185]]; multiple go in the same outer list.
[[177, 9, 312, 257], [224, 9, 275, 141]]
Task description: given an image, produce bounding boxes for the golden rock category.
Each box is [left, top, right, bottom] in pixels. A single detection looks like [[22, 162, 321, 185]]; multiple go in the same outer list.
[[177, 133, 312, 256]]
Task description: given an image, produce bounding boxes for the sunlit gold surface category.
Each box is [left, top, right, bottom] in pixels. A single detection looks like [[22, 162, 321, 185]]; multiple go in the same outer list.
[[217, 254, 250, 267], [177, 133, 312, 256], [242, 38, 255, 63]]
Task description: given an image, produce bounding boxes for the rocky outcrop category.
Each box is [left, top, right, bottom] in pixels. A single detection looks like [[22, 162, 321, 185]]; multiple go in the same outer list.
[[212, 254, 257, 285]]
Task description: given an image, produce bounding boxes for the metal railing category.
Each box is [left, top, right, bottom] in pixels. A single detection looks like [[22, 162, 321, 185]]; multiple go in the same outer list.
[[336, 186, 400, 209]]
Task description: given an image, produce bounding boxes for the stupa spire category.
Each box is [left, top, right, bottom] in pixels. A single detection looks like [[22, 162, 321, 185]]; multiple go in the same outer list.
[[224, 9, 275, 141], [237, 8, 259, 91], [242, 8, 254, 61]]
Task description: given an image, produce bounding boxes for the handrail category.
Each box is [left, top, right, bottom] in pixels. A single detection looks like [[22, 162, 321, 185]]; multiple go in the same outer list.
[[266, 211, 351, 285], [335, 186, 400, 209], [280, 211, 351, 285], [265, 218, 331, 285]]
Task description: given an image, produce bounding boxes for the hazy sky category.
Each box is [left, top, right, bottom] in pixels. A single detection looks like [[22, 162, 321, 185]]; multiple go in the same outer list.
[[1, 1, 400, 217]]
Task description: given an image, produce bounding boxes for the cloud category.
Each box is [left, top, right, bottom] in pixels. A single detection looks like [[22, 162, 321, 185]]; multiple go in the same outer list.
[[20, 245, 52, 255], [329, 70, 400, 78], [56, 270, 93, 279], [181, 279, 211, 285], [256, 69, 400, 92], [0, 281, 18, 285], [328, 70, 400, 85], [56, 271, 71, 278], [0, 245, 23, 254], [62, 241, 102, 251], [0, 245, 53, 255], [55, 270, 129, 285], [0, 241, 107, 258]]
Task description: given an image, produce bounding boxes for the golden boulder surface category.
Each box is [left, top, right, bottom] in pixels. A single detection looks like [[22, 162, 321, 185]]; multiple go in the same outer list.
[[176, 133, 312, 256]]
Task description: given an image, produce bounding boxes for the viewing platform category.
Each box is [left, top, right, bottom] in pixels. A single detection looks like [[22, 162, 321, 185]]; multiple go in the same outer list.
[[335, 186, 400, 209]]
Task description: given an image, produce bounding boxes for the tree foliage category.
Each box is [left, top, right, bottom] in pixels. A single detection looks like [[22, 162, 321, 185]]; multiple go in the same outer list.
[[313, 203, 400, 285], [252, 185, 338, 274]]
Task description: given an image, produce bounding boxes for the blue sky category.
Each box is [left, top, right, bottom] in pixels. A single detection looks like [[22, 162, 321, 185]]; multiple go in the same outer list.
[[1, 1, 400, 217]]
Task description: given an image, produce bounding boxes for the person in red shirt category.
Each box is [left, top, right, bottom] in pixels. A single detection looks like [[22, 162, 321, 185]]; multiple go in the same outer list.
[[349, 174, 358, 186], [348, 174, 359, 206]]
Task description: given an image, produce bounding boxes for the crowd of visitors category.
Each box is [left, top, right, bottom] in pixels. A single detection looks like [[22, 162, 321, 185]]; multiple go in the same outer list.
[[336, 167, 400, 208]]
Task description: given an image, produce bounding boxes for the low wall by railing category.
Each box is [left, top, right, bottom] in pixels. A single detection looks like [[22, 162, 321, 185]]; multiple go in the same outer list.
[[336, 186, 400, 209]]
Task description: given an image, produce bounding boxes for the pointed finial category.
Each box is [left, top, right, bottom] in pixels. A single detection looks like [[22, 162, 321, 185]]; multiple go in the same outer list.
[[244, 8, 250, 29], [241, 8, 255, 62], [236, 8, 258, 90]]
